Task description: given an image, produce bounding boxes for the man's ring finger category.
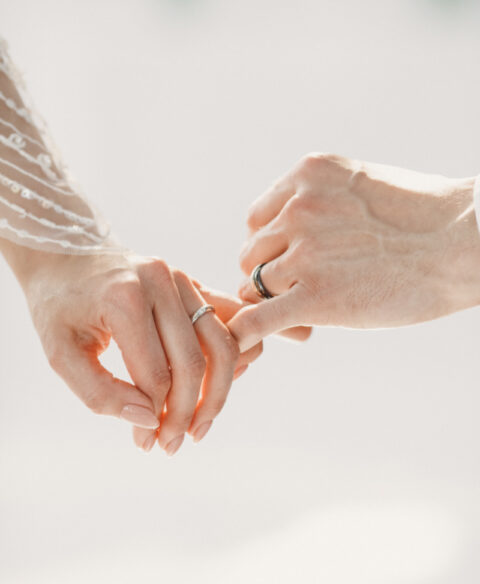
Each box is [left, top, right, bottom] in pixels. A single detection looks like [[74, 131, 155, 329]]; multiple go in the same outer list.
[[251, 263, 274, 300]]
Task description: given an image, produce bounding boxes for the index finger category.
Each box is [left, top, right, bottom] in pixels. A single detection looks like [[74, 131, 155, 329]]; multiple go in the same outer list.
[[103, 283, 172, 419], [50, 335, 159, 428], [246, 177, 295, 233]]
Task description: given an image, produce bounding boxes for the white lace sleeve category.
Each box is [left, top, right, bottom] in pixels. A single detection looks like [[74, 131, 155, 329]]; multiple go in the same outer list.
[[0, 38, 122, 254]]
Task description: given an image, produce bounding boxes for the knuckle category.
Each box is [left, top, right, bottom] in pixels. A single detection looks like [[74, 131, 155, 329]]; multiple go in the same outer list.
[[218, 334, 240, 364], [239, 257, 249, 276], [181, 350, 206, 379], [300, 152, 326, 170], [282, 193, 309, 221], [298, 152, 344, 175], [246, 205, 259, 230], [144, 258, 172, 286], [107, 280, 145, 317], [348, 162, 368, 191], [239, 246, 254, 276], [246, 193, 269, 230], [171, 268, 190, 287], [169, 410, 194, 431], [150, 367, 172, 391]]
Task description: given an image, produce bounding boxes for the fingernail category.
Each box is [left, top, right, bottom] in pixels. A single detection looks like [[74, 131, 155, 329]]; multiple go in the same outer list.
[[141, 433, 156, 453], [120, 404, 159, 429], [233, 364, 248, 380], [165, 434, 184, 457], [193, 421, 212, 443]]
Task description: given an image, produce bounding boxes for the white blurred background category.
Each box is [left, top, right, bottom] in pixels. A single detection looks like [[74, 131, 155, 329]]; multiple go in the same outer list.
[[1, 0, 480, 582]]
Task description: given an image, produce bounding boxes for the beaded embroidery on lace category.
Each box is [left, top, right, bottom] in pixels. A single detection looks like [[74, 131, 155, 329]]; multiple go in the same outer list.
[[0, 37, 121, 254]]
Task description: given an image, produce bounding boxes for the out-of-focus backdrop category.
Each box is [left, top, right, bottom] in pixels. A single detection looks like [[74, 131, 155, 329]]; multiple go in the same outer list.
[[1, 1, 479, 582]]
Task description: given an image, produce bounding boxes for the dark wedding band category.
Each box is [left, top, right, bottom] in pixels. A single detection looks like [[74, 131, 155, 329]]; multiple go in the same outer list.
[[251, 263, 274, 300]]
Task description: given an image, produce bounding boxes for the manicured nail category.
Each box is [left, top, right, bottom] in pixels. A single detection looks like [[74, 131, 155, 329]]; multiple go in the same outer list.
[[120, 404, 159, 429], [141, 433, 156, 453], [193, 421, 212, 443], [233, 364, 248, 380], [165, 434, 184, 457]]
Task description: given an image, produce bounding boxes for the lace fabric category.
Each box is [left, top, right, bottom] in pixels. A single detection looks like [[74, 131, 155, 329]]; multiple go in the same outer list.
[[0, 37, 121, 254]]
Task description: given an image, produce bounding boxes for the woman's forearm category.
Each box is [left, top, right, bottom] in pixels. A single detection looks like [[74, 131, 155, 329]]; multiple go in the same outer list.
[[0, 38, 119, 255]]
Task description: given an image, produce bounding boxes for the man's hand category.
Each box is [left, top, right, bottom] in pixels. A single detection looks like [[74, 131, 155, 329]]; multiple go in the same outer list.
[[229, 153, 480, 351]]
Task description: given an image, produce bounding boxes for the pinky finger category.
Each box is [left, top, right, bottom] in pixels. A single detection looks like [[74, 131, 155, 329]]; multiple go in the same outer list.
[[276, 325, 313, 342]]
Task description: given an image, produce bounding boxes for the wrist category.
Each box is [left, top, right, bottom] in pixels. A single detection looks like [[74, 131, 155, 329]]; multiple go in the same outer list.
[[0, 239, 56, 289], [0, 238, 126, 297], [443, 177, 480, 311]]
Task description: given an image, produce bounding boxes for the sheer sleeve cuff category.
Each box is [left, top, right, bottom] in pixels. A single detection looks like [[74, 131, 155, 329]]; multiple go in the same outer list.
[[0, 37, 123, 255]]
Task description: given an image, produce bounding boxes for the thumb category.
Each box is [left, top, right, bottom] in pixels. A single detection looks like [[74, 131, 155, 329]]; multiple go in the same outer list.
[[228, 286, 306, 352], [50, 338, 159, 428]]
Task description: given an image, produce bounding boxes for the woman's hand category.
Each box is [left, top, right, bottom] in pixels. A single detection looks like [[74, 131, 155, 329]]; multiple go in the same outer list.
[[229, 153, 480, 351], [131, 279, 264, 453], [1, 241, 261, 454]]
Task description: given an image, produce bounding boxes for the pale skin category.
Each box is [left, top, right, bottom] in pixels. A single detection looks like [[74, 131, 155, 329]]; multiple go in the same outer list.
[[4, 153, 478, 454], [0, 45, 267, 456], [0, 240, 314, 454], [0, 240, 266, 455], [229, 153, 480, 352], [0, 40, 314, 455]]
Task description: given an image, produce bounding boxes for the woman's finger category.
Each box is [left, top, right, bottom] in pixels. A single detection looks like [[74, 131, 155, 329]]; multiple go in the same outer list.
[[101, 274, 174, 452], [193, 279, 310, 344], [189, 279, 265, 362], [149, 269, 206, 456], [174, 271, 239, 444], [191, 281, 245, 322], [50, 334, 159, 429], [105, 289, 171, 420], [228, 284, 310, 352]]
